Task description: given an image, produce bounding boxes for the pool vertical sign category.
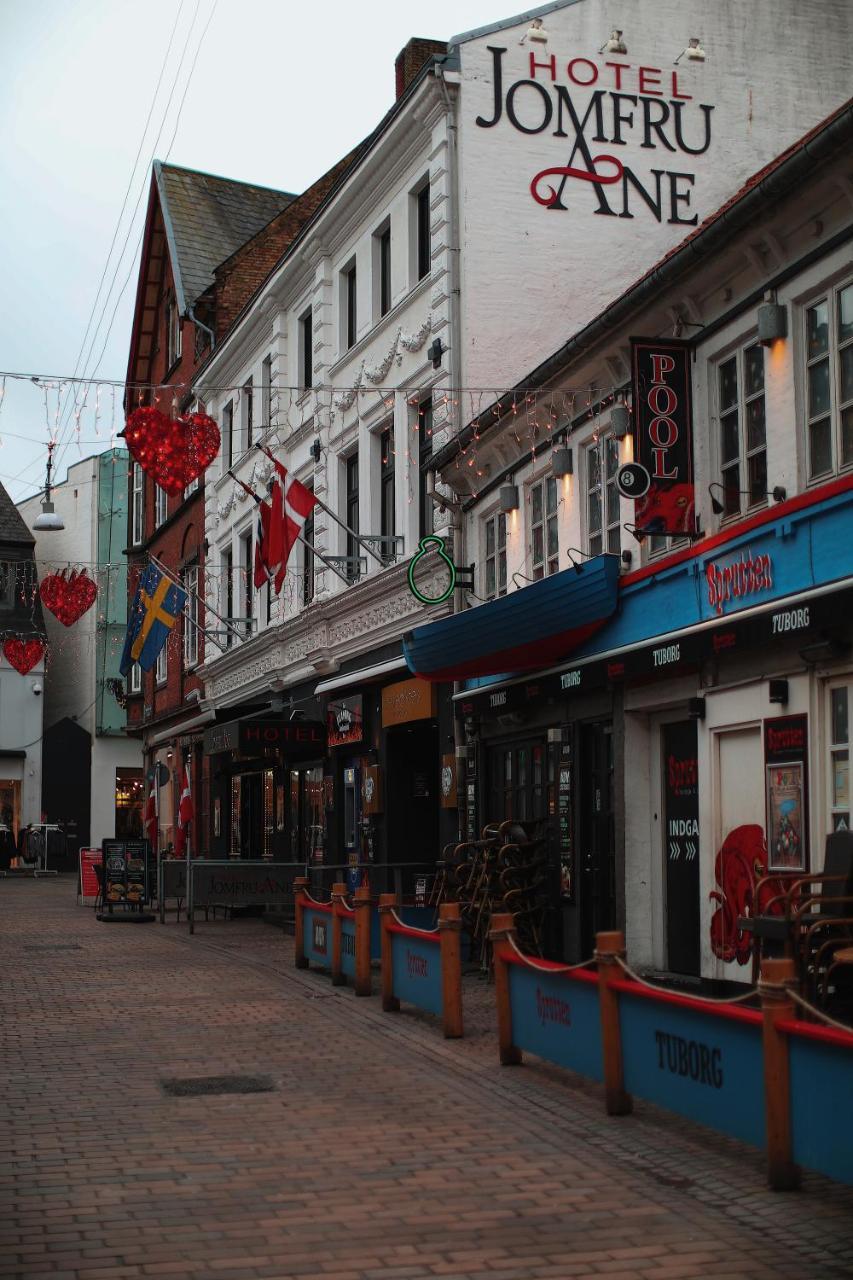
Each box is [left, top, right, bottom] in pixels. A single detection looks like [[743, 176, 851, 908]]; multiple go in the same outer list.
[[631, 337, 696, 538]]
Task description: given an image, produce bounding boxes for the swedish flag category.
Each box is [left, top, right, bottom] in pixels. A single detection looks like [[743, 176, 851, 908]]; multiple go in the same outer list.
[[119, 563, 187, 677]]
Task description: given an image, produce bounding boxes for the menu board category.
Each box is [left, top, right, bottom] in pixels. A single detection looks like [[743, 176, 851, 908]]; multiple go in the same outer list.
[[79, 848, 102, 905], [101, 839, 149, 910]]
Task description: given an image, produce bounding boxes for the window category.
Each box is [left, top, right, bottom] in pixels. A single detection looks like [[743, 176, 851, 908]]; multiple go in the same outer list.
[[262, 355, 272, 433], [806, 282, 853, 479], [380, 427, 395, 553], [223, 547, 233, 649], [0, 561, 14, 609], [345, 452, 359, 581], [418, 396, 433, 539], [376, 222, 391, 318], [530, 476, 559, 578], [240, 531, 253, 637], [241, 379, 253, 452], [131, 464, 144, 544], [342, 260, 357, 350], [167, 295, 182, 368], [222, 400, 234, 469], [155, 641, 167, 686], [303, 507, 315, 606], [484, 512, 507, 600], [300, 309, 313, 390], [416, 182, 431, 282], [155, 485, 168, 528], [183, 564, 198, 669], [586, 436, 621, 557], [829, 683, 851, 832], [718, 343, 766, 517], [130, 662, 142, 695]]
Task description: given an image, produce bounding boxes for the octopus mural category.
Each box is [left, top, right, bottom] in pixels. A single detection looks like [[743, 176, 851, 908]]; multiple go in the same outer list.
[[709, 824, 789, 965]]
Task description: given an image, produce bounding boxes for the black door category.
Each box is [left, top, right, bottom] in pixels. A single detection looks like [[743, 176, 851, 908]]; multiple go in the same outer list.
[[662, 720, 700, 976], [240, 772, 263, 859], [579, 721, 616, 957], [386, 722, 439, 892]]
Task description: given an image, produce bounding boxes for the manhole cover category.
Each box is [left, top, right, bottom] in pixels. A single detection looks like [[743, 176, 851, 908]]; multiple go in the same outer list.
[[160, 1075, 276, 1097], [23, 944, 82, 952]]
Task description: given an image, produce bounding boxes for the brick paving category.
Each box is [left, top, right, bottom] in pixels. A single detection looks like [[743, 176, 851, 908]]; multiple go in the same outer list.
[[1, 880, 852, 1280]]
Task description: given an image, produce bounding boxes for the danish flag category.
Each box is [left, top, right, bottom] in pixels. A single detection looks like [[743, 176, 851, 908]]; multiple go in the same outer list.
[[174, 763, 194, 857], [144, 777, 158, 848], [260, 446, 318, 592]]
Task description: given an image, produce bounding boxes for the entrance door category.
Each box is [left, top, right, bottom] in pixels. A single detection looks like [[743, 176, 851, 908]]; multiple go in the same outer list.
[[240, 772, 263, 859], [288, 766, 325, 864], [579, 721, 616, 957], [663, 721, 700, 976], [386, 723, 439, 891]]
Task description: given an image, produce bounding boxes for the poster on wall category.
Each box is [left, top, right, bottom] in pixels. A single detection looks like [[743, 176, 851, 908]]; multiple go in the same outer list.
[[327, 695, 363, 747], [764, 714, 809, 872], [631, 337, 696, 538]]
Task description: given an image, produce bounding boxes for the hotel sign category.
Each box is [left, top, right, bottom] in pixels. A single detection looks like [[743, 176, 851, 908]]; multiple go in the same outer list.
[[204, 718, 326, 757]]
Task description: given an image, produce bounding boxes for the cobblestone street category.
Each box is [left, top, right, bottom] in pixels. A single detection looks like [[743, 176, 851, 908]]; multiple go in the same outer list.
[[2, 879, 853, 1280]]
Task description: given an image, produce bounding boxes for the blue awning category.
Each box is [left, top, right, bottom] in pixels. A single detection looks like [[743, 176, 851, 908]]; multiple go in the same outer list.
[[403, 554, 621, 681]]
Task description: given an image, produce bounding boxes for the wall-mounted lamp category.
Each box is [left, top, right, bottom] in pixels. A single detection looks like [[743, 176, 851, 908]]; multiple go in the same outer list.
[[687, 696, 706, 720], [600, 28, 627, 53], [768, 678, 789, 705], [757, 302, 787, 346], [310, 438, 322, 463], [620, 549, 633, 568], [610, 403, 631, 440], [552, 446, 573, 478], [708, 481, 787, 515], [675, 37, 705, 64], [520, 18, 548, 44], [567, 547, 594, 575], [499, 483, 519, 514]]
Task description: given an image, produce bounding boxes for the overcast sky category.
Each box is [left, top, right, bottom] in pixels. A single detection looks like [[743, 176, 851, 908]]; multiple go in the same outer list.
[[0, 0, 504, 504]]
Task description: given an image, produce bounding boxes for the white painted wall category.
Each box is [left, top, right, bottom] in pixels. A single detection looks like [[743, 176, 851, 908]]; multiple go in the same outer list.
[[0, 661, 45, 830]]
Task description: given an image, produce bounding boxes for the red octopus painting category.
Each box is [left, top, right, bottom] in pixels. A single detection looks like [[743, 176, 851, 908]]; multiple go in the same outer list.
[[709, 824, 789, 965]]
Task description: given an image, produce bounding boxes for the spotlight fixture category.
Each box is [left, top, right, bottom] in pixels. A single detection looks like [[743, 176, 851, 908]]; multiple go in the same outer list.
[[520, 17, 549, 44], [499, 483, 519, 514], [687, 697, 706, 720], [620, 549, 633, 568], [310, 438, 322, 463], [552, 445, 574, 478], [757, 302, 787, 346], [675, 37, 705, 64], [708, 482, 787, 515], [600, 28, 627, 54], [768, 679, 789, 706], [566, 547, 594, 575], [610, 403, 631, 440], [32, 441, 65, 532], [624, 522, 646, 545]]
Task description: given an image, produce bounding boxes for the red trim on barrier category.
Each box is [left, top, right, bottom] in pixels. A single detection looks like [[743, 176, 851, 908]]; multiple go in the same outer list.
[[387, 920, 440, 943], [304, 898, 333, 914], [776, 1017, 853, 1050], [609, 976, 763, 1026], [505, 950, 598, 984]]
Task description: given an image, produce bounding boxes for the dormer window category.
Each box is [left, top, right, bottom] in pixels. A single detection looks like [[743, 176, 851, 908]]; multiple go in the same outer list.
[[167, 295, 182, 369]]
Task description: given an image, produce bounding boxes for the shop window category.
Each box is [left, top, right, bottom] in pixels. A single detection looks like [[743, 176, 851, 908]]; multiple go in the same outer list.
[[717, 343, 766, 517], [131, 464, 144, 544], [263, 768, 274, 859], [241, 379, 253, 452], [484, 511, 507, 600], [115, 768, 144, 839], [341, 259, 357, 351], [586, 436, 621, 557], [530, 476, 558, 579], [155, 642, 167, 686], [300, 308, 313, 391], [261, 354, 272, 432], [183, 564, 198, 669], [806, 281, 853, 479], [0, 780, 21, 843], [418, 396, 433, 540], [829, 682, 851, 832], [222, 399, 234, 468], [230, 775, 241, 858], [155, 485, 168, 528]]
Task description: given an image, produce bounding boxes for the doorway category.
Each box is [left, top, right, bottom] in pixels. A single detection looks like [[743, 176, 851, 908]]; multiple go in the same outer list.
[[662, 720, 700, 976], [288, 765, 324, 863], [487, 737, 548, 824], [386, 722, 439, 884], [579, 720, 616, 957]]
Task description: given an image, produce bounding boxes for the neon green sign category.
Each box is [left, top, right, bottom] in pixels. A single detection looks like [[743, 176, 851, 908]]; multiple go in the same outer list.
[[407, 535, 457, 605]]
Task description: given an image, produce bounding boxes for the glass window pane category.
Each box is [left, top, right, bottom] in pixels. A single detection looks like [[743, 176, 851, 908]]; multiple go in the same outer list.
[[833, 749, 849, 809], [746, 395, 766, 451], [486, 559, 495, 598], [722, 463, 741, 516], [588, 446, 601, 491], [546, 515, 558, 558], [840, 345, 853, 405], [838, 284, 853, 344], [588, 490, 602, 535], [744, 345, 764, 397], [498, 550, 507, 594], [841, 406, 853, 469], [832, 687, 849, 746], [486, 520, 495, 558], [809, 416, 832, 478], [533, 525, 544, 563], [719, 358, 738, 411], [605, 437, 619, 477], [807, 300, 829, 359], [532, 484, 543, 524], [809, 358, 831, 418], [748, 450, 767, 505], [497, 513, 506, 548], [606, 481, 620, 523], [721, 411, 739, 464], [546, 476, 557, 513], [607, 525, 621, 554], [589, 533, 602, 557]]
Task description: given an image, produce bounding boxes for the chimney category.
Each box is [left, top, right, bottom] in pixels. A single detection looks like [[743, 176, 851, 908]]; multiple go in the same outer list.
[[395, 37, 447, 100]]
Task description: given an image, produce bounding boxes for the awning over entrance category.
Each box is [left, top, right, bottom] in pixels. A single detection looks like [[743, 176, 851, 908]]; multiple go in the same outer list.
[[402, 554, 621, 682]]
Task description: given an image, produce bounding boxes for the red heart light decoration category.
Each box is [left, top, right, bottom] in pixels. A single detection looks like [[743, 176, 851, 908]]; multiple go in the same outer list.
[[124, 407, 221, 495], [40, 569, 98, 627], [3, 637, 46, 675]]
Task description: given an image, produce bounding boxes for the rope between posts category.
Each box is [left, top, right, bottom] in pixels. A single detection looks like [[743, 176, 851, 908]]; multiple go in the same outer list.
[[612, 955, 758, 1005], [302, 890, 331, 909], [506, 933, 596, 974], [787, 988, 853, 1034], [390, 907, 439, 934]]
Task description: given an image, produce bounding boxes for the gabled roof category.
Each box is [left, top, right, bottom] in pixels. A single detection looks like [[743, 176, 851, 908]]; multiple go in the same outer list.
[[154, 162, 295, 313], [447, 0, 578, 55], [0, 479, 35, 547]]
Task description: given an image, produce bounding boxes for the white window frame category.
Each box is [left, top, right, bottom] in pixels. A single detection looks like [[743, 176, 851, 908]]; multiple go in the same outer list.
[[299, 309, 313, 391], [261, 354, 272, 433], [529, 475, 559, 579], [167, 295, 182, 368], [184, 401, 201, 499], [131, 463, 144, 545], [716, 341, 767, 520], [585, 435, 621, 558], [222, 399, 234, 470], [241, 379, 253, 454], [411, 176, 431, 286], [805, 278, 853, 482], [155, 642, 167, 686], [155, 484, 168, 528], [183, 564, 199, 669], [341, 257, 357, 352], [483, 510, 507, 600], [373, 218, 392, 321], [129, 662, 142, 695], [827, 679, 853, 834]]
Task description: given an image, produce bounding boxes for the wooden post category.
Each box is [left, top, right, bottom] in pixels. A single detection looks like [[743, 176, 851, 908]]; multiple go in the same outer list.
[[489, 912, 521, 1065], [331, 881, 347, 986], [354, 885, 372, 997], [294, 876, 309, 969], [761, 956, 800, 1191], [439, 901, 464, 1039], [379, 892, 400, 1012], [596, 930, 632, 1116]]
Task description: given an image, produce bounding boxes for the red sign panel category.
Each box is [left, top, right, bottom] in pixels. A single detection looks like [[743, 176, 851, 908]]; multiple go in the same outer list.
[[79, 848, 102, 904], [631, 337, 696, 538]]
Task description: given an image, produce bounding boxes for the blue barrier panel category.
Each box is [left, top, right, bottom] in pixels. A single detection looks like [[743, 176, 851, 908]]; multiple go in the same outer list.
[[341, 913, 356, 979], [507, 958, 603, 1081], [788, 1028, 853, 1186], [390, 927, 442, 1016], [369, 905, 437, 959], [618, 985, 765, 1149], [303, 905, 333, 968]]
